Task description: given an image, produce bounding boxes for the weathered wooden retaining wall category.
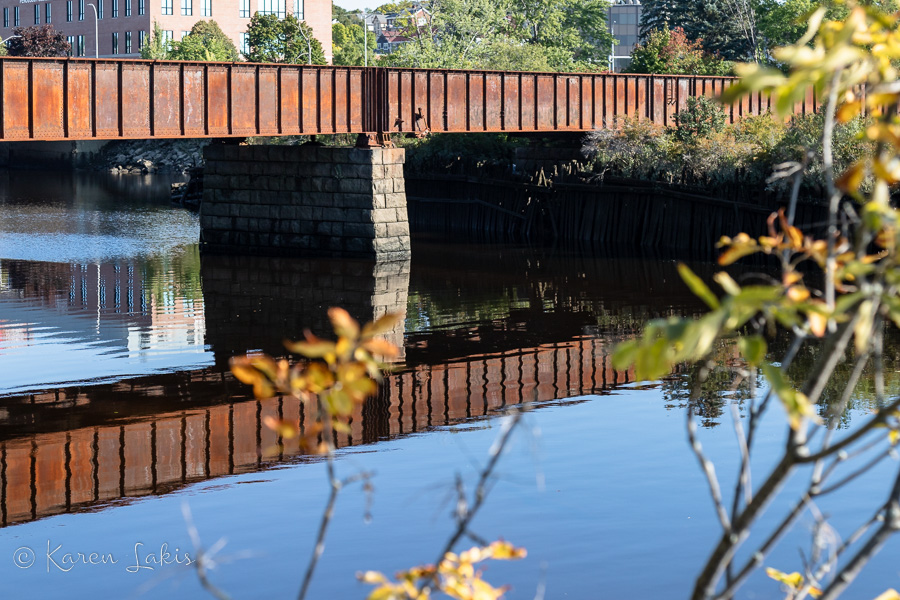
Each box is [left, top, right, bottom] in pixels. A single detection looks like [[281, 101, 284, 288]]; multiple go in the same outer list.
[[407, 174, 829, 253]]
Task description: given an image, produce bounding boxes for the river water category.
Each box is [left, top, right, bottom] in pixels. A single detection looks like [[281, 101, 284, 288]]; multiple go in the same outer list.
[[0, 169, 897, 599]]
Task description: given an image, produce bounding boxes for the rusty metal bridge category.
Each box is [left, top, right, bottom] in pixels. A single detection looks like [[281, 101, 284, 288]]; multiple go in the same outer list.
[[0, 57, 820, 145]]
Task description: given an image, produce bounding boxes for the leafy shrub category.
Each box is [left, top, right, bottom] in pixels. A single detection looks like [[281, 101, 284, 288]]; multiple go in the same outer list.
[[673, 97, 727, 143], [581, 109, 873, 201], [582, 116, 676, 181]]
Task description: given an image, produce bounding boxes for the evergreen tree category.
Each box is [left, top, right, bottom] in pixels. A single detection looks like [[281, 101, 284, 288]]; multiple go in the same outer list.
[[639, 0, 679, 40], [680, 0, 749, 61]]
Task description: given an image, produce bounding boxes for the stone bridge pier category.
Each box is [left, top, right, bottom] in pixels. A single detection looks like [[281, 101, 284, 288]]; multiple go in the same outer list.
[[200, 144, 410, 260]]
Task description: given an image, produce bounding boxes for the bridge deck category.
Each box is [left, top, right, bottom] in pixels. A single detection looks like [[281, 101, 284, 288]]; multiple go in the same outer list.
[[0, 57, 819, 143]]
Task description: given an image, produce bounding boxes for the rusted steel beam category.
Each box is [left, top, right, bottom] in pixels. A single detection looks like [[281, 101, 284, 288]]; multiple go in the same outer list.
[[0, 56, 800, 143]]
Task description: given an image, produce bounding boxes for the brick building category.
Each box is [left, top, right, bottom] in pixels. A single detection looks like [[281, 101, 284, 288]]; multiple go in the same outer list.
[[0, 0, 332, 61]]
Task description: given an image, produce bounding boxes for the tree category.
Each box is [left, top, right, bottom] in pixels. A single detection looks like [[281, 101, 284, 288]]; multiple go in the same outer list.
[[639, 0, 679, 39], [507, 0, 614, 69], [640, 0, 757, 61], [332, 21, 376, 66], [380, 0, 612, 71], [373, 1, 416, 13], [629, 27, 731, 75], [168, 20, 239, 61], [6, 25, 70, 57], [140, 20, 170, 59], [617, 4, 900, 598], [244, 13, 326, 64], [380, 0, 511, 69], [332, 3, 364, 28]]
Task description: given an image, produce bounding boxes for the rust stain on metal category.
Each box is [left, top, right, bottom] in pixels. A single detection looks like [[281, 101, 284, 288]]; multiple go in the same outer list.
[[258, 66, 279, 135], [207, 65, 229, 135]]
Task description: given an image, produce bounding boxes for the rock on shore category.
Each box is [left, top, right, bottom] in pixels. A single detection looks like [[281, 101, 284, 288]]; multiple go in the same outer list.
[[93, 139, 209, 174]]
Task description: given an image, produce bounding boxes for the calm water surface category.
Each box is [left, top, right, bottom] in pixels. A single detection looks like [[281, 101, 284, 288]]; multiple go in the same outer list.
[[0, 169, 898, 599]]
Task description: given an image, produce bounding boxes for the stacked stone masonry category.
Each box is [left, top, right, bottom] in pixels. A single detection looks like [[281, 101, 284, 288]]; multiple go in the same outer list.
[[201, 144, 410, 260]]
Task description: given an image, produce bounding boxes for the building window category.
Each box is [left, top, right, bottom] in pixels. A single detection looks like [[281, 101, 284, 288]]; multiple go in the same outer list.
[[180, 0, 191, 15], [78, 0, 84, 21], [3, 8, 8, 27], [201, 0, 210, 16], [111, 31, 118, 53], [45, 3, 51, 23], [34, 4, 39, 24], [125, 30, 131, 53], [294, 0, 302, 19], [125, 0, 130, 16], [239, 0, 249, 18], [240, 32, 248, 55], [76, 34, 84, 56], [258, 0, 284, 18], [67, 35, 74, 55], [97, 0, 103, 18], [162, 29, 172, 44], [14, 7, 19, 26], [161, 0, 171, 15], [112, 0, 118, 17], [66, 1, 72, 21], [138, 0, 144, 15], [139, 30, 146, 49]]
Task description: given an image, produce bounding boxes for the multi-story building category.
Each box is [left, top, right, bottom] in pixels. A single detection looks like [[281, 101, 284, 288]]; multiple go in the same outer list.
[[608, 0, 641, 72], [0, 0, 332, 61]]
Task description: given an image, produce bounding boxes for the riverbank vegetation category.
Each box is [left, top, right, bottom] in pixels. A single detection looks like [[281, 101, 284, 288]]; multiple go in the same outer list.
[[583, 99, 871, 201]]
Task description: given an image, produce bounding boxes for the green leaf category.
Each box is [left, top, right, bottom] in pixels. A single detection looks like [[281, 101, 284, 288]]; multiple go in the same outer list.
[[635, 337, 671, 381], [762, 363, 819, 430], [611, 340, 640, 371], [713, 272, 742, 296], [678, 263, 720, 309], [738, 335, 767, 366], [854, 300, 875, 355]]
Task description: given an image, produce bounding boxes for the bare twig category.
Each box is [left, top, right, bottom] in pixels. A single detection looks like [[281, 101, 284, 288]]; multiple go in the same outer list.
[[817, 466, 900, 600], [730, 402, 753, 516], [297, 412, 373, 600], [420, 408, 525, 596], [182, 502, 232, 600], [689, 407, 732, 533], [822, 71, 842, 312]]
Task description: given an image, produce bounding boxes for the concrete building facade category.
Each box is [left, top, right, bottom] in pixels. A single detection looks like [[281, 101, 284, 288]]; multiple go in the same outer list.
[[608, 0, 641, 72], [0, 0, 332, 61]]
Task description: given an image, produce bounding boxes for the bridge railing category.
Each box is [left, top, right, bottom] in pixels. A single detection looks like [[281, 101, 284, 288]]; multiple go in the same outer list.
[[0, 57, 820, 142]]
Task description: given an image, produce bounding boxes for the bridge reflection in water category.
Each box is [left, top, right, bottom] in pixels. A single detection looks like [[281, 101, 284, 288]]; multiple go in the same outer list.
[[0, 247, 707, 529], [0, 336, 629, 527]]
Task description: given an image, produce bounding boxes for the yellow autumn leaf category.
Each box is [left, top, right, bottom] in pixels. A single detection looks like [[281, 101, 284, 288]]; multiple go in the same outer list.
[[362, 312, 405, 338], [766, 567, 804, 589], [329, 306, 361, 340], [262, 416, 298, 439]]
